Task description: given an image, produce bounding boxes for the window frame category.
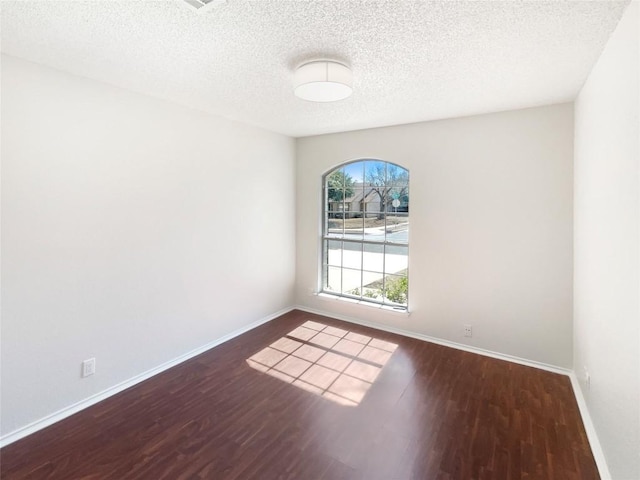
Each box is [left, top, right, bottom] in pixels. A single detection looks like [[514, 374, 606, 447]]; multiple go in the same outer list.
[[320, 159, 409, 310]]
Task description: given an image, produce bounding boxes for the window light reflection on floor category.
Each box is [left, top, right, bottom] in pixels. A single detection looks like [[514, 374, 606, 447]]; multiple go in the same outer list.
[[246, 321, 398, 406]]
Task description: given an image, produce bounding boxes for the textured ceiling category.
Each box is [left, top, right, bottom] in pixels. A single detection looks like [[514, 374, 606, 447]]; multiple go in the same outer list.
[[0, 0, 631, 137]]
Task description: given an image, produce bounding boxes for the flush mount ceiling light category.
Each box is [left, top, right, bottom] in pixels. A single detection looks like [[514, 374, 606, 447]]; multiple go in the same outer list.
[[181, 0, 226, 12], [294, 61, 353, 102]]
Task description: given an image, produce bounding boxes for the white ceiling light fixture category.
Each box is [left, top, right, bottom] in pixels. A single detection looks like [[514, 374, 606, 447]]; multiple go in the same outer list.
[[181, 0, 226, 12], [294, 60, 353, 102]]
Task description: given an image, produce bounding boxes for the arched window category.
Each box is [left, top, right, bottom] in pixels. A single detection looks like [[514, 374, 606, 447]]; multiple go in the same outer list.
[[322, 159, 409, 309]]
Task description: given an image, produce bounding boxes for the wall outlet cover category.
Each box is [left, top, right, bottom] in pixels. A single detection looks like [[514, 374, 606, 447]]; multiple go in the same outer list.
[[82, 358, 96, 378]]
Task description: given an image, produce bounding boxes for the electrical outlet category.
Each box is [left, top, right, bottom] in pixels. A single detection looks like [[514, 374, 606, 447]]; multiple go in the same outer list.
[[82, 358, 96, 378], [463, 324, 472, 337]]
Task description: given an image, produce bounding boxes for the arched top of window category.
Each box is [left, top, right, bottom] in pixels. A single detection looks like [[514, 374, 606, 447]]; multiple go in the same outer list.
[[323, 158, 409, 185], [321, 159, 409, 309]]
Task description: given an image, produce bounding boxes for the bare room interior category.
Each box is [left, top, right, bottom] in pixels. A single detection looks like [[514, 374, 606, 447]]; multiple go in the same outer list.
[[1, 1, 638, 479]]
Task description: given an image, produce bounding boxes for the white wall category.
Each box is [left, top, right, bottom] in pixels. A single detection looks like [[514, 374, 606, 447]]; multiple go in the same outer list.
[[0, 55, 296, 437], [574, 2, 640, 478], [296, 104, 574, 368]]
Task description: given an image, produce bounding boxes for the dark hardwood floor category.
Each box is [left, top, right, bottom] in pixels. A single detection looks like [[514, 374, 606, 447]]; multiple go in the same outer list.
[[1, 310, 599, 479]]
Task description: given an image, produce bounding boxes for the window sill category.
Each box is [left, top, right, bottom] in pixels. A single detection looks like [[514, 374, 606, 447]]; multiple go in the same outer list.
[[315, 292, 411, 316]]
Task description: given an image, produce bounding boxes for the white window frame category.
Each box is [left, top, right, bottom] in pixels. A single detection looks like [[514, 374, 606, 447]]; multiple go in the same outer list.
[[321, 159, 409, 310]]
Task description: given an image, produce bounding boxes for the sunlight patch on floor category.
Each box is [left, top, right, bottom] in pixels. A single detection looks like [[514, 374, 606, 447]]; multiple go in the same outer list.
[[247, 321, 397, 406]]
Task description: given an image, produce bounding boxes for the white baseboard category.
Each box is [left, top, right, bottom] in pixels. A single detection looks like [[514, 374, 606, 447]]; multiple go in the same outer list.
[[295, 304, 611, 480], [0, 306, 293, 448], [2, 304, 611, 480], [568, 373, 612, 479], [294, 304, 571, 375]]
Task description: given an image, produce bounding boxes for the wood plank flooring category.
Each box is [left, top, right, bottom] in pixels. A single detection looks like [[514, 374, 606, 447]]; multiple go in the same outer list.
[[0, 310, 599, 479]]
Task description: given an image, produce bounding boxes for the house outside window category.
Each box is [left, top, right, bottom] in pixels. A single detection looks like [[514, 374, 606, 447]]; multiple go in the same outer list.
[[322, 159, 409, 309]]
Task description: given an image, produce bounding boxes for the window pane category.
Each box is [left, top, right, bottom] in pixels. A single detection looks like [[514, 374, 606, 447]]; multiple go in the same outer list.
[[389, 186, 409, 208], [364, 191, 382, 221], [363, 243, 384, 272], [387, 187, 408, 214], [325, 240, 342, 267], [324, 266, 342, 293], [362, 270, 385, 300], [383, 213, 409, 244], [341, 268, 362, 296], [394, 211, 409, 227], [342, 240, 362, 270], [365, 160, 387, 185], [385, 245, 408, 275], [383, 274, 408, 306], [326, 215, 343, 237], [342, 212, 364, 240], [364, 219, 385, 245], [344, 161, 365, 183], [361, 285, 383, 302], [387, 164, 409, 188]]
